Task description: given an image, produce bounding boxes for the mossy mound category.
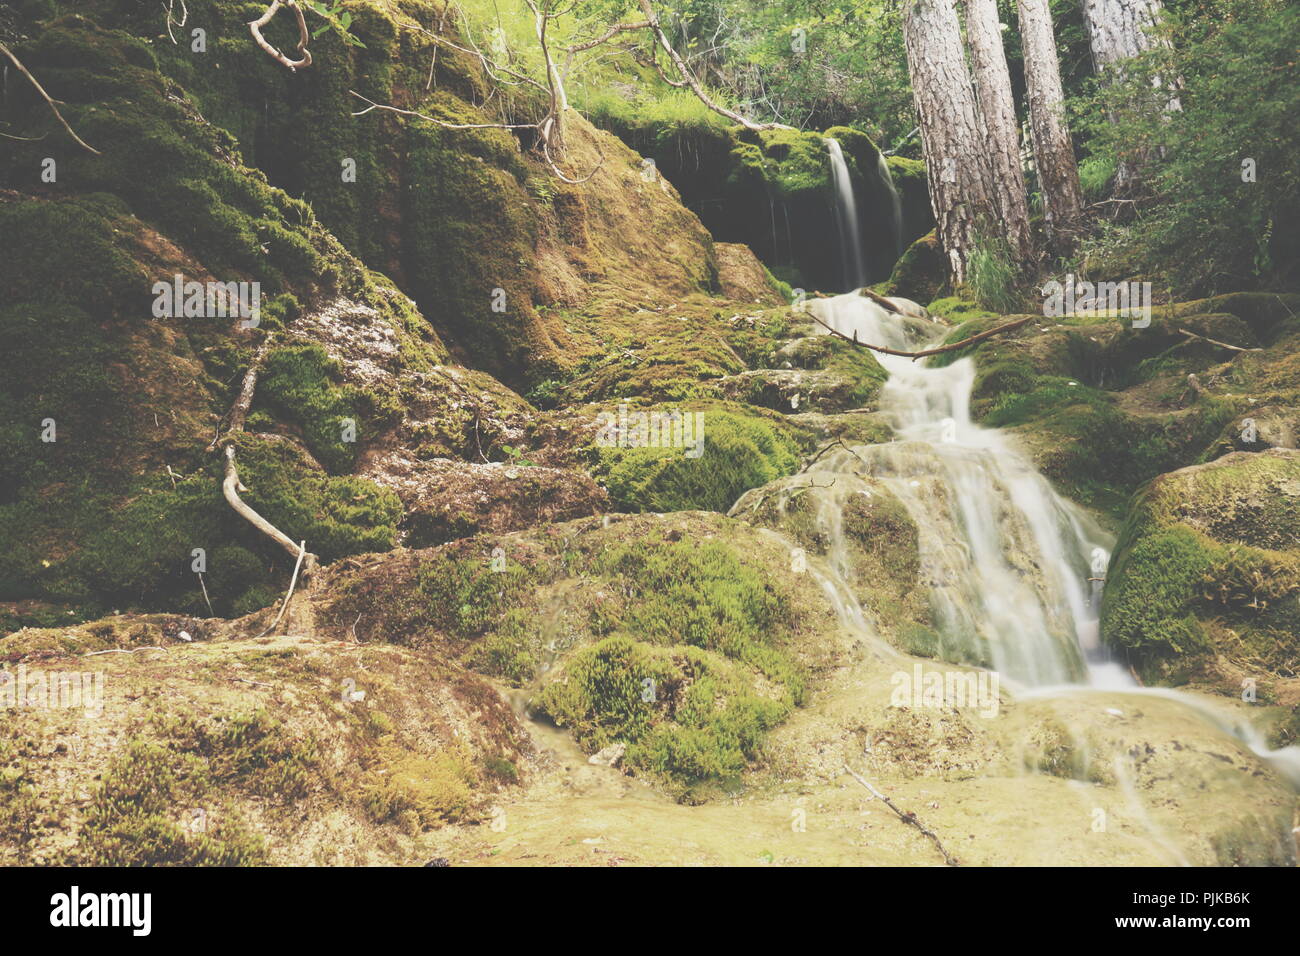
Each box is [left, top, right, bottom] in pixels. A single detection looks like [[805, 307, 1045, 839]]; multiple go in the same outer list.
[[875, 230, 947, 304], [311, 511, 839, 798], [584, 401, 803, 513], [0, 631, 530, 864], [1102, 449, 1300, 690]]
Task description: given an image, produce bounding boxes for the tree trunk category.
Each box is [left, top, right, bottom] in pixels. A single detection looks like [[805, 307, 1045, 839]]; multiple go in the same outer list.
[[1017, 0, 1084, 243], [1081, 0, 1172, 69], [902, 0, 1000, 285], [1081, 0, 1180, 189], [962, 0, 1033, 263]]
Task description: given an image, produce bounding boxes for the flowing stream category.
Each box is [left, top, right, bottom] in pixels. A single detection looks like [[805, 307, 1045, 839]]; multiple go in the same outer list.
[[805, 292, 1300, 788]]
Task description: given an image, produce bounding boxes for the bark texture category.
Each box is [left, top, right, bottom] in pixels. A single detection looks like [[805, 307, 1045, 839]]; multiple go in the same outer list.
[[963, 0, 1033, 262], [902, 0, 999, 284], [1081, 0, 1181, 188], [1017, 0, 1084, 242]]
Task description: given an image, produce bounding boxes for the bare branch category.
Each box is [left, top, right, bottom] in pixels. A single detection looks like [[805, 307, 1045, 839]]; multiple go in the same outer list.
[[806, 308, 1039, 361], [0, 41, 101, 155], [348, 91, 536, 129], [635, 0, 790, 132]]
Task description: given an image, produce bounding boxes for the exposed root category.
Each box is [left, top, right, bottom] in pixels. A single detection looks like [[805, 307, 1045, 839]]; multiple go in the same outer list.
[[221, 345, 319, 580], [249, 0, 313, 71]]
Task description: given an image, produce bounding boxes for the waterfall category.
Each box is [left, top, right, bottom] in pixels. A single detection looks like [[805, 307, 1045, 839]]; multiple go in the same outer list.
[[877, 152, 904, 258], [796, 291, 1300, 793], [824, 139, 868, 292], [806, 293, 1113, 687]]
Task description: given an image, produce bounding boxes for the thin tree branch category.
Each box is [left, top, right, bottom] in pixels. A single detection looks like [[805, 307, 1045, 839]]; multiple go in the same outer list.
[[349, 91, 536, 129], [0, 41, 101, 154], [807, 309, 1038, 361]]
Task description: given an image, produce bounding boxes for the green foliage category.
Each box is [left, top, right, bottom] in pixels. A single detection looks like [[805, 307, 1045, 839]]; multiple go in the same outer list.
[[1075, 1, 1300, 293], [966, 235, 1023, 314]]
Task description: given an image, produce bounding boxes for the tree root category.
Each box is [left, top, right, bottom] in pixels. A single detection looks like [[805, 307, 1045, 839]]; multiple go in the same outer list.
[[221, 346, 319, 584]]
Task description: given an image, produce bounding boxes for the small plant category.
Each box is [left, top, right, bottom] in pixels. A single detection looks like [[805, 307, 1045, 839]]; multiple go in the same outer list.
[[966, 235, 1022, 315], [307, 2, 366, 47]]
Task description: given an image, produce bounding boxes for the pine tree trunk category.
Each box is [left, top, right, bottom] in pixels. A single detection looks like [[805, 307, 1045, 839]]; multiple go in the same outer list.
[[1081, 0, 1171, 69], [902, 0, 999, 285], [1017, 0, 1084, 243], [1081, 0, 1181, 189], [963, 0, 1034, 263]]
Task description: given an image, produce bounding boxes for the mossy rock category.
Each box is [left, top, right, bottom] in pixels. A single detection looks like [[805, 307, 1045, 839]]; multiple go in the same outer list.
[[1102, 449, 1300, 687], [585, 401, 803, 513], [876, 231, 947, 304]]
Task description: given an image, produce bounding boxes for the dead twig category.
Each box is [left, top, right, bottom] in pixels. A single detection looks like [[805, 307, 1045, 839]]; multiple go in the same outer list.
[[1177, 328, 1262, 353], [0, 41, 101, 154], [82, 646, 169, 657], [843, 764, 959, 866]]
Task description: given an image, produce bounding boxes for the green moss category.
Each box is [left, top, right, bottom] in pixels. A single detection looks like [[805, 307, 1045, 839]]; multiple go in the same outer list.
[[877, 231, 947, 304], [80, 723, 297, 868], [588, 404, 802, 513], [1103, 452, 1300, 681], [1102, 525, 1216, 658], [538, 635, 791, 800], [0, 433, 400, 614], [256, 343, 378, 472]]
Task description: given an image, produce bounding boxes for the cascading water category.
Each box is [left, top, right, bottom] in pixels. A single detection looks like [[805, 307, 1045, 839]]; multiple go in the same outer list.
[[798, 290, 1300, 789], [807, 293, 1112, 688], [825, 139, 868, 292], [876, 152, 904, 259]]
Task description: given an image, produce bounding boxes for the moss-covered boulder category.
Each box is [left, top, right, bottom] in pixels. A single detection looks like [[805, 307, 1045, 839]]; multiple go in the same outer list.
[[0, 629, 530, 864], [1102, 449, 1300, 691], [584, 401, 803, 513], [876, 230, 948, 305]]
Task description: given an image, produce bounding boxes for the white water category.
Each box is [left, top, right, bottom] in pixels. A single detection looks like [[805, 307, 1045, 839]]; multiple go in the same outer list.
[[876, 152, 904, 259], [809, 292, 1112, 687], [825, 139, 868, 291], [804, 291, 1300, 789]]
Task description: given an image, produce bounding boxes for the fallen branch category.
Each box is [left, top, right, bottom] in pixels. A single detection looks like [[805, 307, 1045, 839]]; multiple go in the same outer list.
[[808, 310, 1037, 361], [843, 764, 959, 866], [0, 41, 101, 154], [1177, 328, 1262, 353], [82, 646, 169, 657]]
